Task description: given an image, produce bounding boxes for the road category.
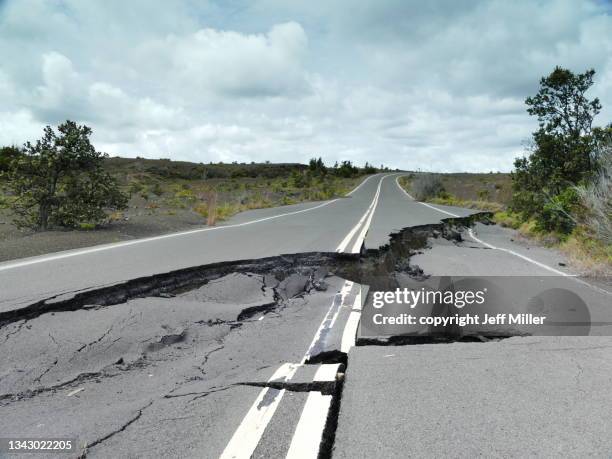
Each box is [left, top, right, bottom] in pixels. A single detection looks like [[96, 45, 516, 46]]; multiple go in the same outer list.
[[1, 173, 611, 458], [0, 173, 474, 312]]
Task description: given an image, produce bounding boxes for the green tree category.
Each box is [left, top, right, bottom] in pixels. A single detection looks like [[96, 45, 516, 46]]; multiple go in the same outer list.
[[511, 67, 602, 233], [363, 162, 377, 174], [5, 121, 127, 230], [0, 145, 21, 172], [335, 160, 359, 178], [308, 157, 327, 176]]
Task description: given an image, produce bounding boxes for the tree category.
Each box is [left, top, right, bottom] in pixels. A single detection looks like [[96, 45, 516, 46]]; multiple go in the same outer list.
[[335, 160, 359, 178], [308, 157, 327, 176], [5, 121, 127, 230], [0, 145, 21, 172], [363, 162, 377, 174], [511, 67, 603, 233]]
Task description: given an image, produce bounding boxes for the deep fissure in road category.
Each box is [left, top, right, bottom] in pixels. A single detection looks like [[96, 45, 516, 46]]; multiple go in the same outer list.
[[1, 213, 510, 457], [0, 212, 491, 328]]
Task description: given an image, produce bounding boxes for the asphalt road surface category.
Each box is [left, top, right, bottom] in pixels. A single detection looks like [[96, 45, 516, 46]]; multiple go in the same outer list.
[[0, 173, 474, 312], [1, 173, 611, 458]]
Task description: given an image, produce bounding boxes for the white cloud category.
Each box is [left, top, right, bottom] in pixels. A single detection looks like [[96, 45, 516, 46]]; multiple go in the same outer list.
[[0, 0, 611, 171]]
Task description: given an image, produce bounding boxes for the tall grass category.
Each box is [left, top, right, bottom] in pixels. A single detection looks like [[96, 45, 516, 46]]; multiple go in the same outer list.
[[575, 145, 611, 245]]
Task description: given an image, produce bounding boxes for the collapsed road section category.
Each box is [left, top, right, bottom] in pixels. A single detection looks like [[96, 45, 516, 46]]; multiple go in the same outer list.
[[5, 212, 609, 458]]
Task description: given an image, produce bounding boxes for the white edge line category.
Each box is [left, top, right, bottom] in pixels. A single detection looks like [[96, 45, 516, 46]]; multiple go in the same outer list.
[[346, 173, 376, 196], [466, 228, 570, 276], [0, 175, 379, 272], [0, 199, 338, 272], [285, 392, 333, 459], [396, 175, 570, 275], [396, 175, 611, 294]]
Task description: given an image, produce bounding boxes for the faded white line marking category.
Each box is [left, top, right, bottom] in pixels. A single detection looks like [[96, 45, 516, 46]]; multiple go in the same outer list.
[[285, 392, 332, 459], [304, 281, 353, 362], [66, 387, 84, 397]]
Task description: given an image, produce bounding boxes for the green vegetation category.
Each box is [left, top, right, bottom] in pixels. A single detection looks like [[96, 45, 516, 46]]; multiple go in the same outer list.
[[408, 174, 445, 201], [0, 146, 21, 172], [506, 67, 611, 274], [575, 140, 612, 247], [396, 67, 610, 275], [399, 172, 510, 213], [511, 67, 605, 234], [1, 132, 377, 235], [2, 121, 127, 230], [107, 156, 373, 224]]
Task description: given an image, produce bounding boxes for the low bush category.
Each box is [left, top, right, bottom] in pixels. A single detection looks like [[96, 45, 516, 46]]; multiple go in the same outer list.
[[493, 211, 522, 229], [536, 187, 581, 234]]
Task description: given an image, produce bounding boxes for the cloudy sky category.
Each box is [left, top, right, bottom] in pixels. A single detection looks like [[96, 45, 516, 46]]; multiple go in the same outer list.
[[1, 0, 611, 171]]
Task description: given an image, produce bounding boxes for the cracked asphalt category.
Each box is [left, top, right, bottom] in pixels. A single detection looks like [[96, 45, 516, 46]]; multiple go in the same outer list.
[[1, 173, 611, 458], [0, 272, 352, 457]]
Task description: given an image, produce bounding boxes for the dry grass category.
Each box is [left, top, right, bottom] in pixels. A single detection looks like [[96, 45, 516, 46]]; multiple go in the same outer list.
[[409, 174, 445, 200], [399, 171, 610, 277], [437, 172, 512, 205], [429, 196, 504, 212], [559, 227, 612, 277], [504, 217, 611, 277], [575, 145, 611, 246]]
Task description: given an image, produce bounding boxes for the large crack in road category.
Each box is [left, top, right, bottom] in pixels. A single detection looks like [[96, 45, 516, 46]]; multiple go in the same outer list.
[[1, 212, 504, 458]]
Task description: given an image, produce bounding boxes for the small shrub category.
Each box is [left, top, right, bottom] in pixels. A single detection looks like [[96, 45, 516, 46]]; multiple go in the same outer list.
[[129, 181, 145, 195], [193, 203, 208, 218], [108, 211, 124, 222], [152, 183, 164, 196], [216, 202, 242, 221], [493, 211, 522, 229], [281, 195, 297, 206], [537, 187, 581, 234], [175, 189, 195, 201], [518, 220, 539, 238]]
